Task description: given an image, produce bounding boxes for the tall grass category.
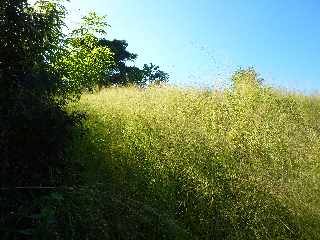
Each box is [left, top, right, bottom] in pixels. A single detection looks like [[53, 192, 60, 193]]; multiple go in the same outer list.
[[67, 84, 320, 239]]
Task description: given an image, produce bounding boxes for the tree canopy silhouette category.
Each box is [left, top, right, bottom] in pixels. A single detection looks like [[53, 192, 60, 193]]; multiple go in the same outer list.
[[98, 39, 169, 86]]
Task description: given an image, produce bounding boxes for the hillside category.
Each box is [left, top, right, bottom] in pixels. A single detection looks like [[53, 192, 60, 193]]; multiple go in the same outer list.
[[65, 85, 320, 239]]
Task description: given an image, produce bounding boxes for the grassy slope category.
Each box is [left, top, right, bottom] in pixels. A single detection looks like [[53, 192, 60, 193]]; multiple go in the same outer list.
[[67, 85, 320, 239]]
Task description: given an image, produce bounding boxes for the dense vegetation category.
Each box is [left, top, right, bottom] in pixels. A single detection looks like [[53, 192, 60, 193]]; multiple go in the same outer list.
[[64, 77, 320, 239], [1, 0, 319, 239], [0, 0, 167, 238]]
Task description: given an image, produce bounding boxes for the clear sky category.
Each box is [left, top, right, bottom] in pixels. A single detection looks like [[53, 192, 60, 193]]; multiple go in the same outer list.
[[64, 0, 320, 92]]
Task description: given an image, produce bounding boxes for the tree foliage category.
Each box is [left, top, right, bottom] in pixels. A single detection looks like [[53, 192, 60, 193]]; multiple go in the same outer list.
[[98, 39, 169, 86], [54, 11, 114, 98], [72, 11, 110, 37], [0, 0, 74, 188], [141, 63, 169, 85]]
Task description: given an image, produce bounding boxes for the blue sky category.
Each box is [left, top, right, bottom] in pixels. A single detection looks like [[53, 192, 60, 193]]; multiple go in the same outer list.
[[64, 0, 320, 92]]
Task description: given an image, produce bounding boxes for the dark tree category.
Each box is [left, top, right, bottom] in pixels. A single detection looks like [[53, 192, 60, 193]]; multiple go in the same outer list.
[[0, 0, 72, 188], [97, 39, 137, 85], [141, 63, 169, 85], [98, 39, 169, 86]]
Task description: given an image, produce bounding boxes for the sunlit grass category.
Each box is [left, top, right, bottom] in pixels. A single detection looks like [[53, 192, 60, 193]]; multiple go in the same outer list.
[[68, 84, 320, 239]]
